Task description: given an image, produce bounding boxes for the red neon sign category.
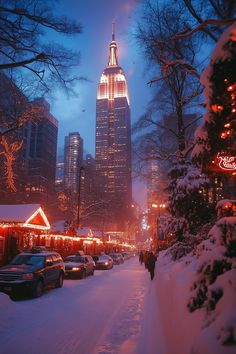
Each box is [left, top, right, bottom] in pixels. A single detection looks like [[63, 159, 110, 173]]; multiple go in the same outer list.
[[216, 153, 236, 172]]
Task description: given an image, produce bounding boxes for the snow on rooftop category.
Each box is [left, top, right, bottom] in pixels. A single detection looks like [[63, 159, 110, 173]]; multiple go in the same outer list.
[[0, 204, 41, 222]]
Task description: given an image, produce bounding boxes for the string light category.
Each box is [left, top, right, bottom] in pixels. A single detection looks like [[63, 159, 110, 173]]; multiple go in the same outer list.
[[0, 136, 23, 192], [211, 104, 224, 112]]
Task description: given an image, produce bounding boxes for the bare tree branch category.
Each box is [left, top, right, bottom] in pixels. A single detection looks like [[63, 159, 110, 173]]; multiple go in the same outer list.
[[172, 18, 236, 40]]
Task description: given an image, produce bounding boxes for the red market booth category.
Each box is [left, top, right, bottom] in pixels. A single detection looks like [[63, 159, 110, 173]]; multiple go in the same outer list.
[[0, 204, 50, 265]]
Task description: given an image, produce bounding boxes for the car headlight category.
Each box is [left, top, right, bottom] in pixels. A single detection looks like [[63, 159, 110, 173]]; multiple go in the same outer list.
[[22, 273, 34, 280], [72, 267, 80, 271], [105, 262, 108, 265]]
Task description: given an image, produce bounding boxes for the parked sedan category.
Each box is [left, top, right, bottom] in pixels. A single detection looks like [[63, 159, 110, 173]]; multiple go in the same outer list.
[[116, 253, 124, 264], [64, 255, 95, 279], [108, 253, 123, 265], [93, 255, 113, 270]]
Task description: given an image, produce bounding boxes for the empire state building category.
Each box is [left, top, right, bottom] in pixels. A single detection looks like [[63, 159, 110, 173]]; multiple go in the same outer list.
[[95, 26, 132, 227]]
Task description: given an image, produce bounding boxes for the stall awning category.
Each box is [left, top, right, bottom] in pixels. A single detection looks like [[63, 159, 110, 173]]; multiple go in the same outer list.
[[0, 204, 50, 230]]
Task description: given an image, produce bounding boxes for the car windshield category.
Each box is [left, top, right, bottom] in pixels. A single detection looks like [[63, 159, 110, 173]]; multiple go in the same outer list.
[[65, 256, 84, 263], [10, 255, 45, 266], [99, 256, 109, 261]]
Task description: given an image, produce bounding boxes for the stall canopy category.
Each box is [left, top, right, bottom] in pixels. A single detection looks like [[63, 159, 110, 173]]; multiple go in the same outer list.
[[0, 204, 50, 230]]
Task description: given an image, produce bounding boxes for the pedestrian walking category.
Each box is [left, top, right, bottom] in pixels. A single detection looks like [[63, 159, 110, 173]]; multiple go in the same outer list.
[[139, 251, 144, 265], [146, 251, 157, 280], [143, 251, 149, 269]]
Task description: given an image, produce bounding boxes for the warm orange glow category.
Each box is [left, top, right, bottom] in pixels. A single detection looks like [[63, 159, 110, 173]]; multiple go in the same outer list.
[[40, 234, 103, 245], [223, 202, 232, 209], [220, 131, 228, 139], [0, 136, 23, 191], [23, 207, 50, 230], [211, 104, 223, 112]]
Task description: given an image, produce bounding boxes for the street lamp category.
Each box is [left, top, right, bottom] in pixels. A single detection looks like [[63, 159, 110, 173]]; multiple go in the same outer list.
[[77, 166, 85, 228]]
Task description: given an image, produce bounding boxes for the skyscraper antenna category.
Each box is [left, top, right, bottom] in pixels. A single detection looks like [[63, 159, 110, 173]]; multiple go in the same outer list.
[[112, 20, 115, 41]]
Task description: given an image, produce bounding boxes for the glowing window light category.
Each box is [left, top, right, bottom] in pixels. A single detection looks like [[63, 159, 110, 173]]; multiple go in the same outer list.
[[100, 74, 108, 83], [116, 73, 125, 81]]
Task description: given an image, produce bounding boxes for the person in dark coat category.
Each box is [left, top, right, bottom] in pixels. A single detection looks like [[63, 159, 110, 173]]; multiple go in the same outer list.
[[146, 252, 157, 280], [143, 251, 149, 269], [139, 251, 144, 265]]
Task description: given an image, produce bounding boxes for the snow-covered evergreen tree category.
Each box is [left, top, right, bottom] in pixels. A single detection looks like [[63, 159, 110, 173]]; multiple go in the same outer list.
[[166, 160, 211, 240], [192, 23, 236, 196]]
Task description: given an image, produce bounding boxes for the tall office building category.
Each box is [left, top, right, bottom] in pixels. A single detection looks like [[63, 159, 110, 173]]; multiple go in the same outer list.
[[0, 84, 58, 218], [64, 132, 83, 193], [26, 98, 58, 203], [95, 26, 132, 228]]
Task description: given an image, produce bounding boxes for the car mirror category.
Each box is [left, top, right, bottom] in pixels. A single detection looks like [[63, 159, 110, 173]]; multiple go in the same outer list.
[[46, 261, 53, 267]]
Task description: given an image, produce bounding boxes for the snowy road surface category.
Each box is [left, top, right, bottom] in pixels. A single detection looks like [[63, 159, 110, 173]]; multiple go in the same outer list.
[[0, 257, 166, 354]]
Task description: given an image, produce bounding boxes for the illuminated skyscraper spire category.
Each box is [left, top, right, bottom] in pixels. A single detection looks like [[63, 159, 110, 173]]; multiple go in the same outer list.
[[108, 21, 118, 67], [96, 24, 132, 229], [112, 21, 115, 41]]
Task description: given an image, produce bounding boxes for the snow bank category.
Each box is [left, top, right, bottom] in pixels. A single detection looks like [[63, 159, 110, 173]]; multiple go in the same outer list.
[[156, 216, 236, 354], [156, 251, 204, 354]]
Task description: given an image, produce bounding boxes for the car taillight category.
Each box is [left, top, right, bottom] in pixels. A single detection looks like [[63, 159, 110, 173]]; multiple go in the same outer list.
[[72, 267, 80, 271]]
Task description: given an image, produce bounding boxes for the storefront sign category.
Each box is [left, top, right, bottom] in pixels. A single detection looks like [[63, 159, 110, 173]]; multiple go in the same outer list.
[[216, 153, 236, 172]]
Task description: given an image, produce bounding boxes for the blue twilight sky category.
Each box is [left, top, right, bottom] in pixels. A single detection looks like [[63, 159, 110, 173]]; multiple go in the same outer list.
[[49, 0, 151, 157]]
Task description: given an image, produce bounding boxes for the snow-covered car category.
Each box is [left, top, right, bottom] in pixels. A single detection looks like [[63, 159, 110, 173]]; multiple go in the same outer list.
[[93, 255, 113, 270], [64, 255, 95, 279], [0, 248, 65, 300]]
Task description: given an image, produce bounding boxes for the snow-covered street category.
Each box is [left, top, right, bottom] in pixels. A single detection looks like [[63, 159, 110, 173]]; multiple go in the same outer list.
[[0, 257, 166, 354]]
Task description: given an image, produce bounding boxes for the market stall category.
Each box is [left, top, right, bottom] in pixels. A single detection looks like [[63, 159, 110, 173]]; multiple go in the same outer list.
[[0, 204, 50, 264]]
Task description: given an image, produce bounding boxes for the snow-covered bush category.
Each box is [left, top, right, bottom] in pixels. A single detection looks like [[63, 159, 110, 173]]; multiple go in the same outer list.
[[167, 161, 212, 239], [166, 222, 214, 260], [188, 216, 236, 345]]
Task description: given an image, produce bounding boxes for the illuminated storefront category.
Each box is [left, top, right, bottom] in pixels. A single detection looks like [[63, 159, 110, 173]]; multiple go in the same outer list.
[[0, 204, 50, 264]]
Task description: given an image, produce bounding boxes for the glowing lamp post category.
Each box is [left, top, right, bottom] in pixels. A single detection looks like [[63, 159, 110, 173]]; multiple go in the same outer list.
[[77, 167, 85, 228]]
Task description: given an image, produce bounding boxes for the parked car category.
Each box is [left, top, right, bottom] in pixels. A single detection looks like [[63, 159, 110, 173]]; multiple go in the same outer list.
[[0, 247, 65, 299], [93, 255, 113, 270], [108, 253, 123, 265], [116, 253, 124, 264], [64, 255, 95, 279], [121, 252, 130, 260]]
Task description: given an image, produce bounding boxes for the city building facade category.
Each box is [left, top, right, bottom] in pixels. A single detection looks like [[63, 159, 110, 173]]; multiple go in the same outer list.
[[95, 27, 132, 229], [64, 132, 83, 193], [24, 98, 58, 206]]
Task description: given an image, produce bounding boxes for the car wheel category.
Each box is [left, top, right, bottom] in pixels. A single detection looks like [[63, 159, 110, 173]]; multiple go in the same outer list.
[[80, 270, 86, 279], [56, 273, 64, 288], [33, 280, 44, 298], [10, 292, 18, 301]]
